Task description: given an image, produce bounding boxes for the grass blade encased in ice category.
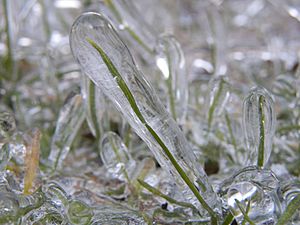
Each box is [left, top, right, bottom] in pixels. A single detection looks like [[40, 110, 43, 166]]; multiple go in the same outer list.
[[70, 12, 220, 220]]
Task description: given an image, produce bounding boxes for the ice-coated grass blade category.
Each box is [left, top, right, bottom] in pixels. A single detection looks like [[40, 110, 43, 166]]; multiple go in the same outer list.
[[155, 34, 188, 125], [207, 76, 230, 131], [137, 179, 199, 214], [82, 76, 105, 140], [100, 131, 136, 182], [221, 212, 234, 225], [235, 199, 255, 225], [24, 129, 41, 195], [86, 37, 217, 220], [70, 12, 220, 221], [243, 87, 275, 168], [277, 194, 300, 225], [48, 91, 85, 170], [225, 110, 237, 151]]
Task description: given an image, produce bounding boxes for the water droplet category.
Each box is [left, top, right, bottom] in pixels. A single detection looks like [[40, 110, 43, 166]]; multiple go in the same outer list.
[[100, 132, 136, 181], [243, 87, 275, 167], [155, 34, 188, 125]]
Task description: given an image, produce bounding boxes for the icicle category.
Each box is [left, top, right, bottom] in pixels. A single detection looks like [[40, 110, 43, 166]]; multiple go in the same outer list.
[[243, 87, 275, 168], [155, 34, 188, 125]]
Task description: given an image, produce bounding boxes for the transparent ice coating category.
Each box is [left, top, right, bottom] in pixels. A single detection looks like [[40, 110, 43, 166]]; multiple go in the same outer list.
[[100, 131, 136, 181], [223, 166, 282, 224], [155, 34, 188, 125], [207, 75, 230, 129], [48, 91, 85, 169], [70, 12, 220, 213], [82, 75, 106, 139], [243, 87, 275, 167]]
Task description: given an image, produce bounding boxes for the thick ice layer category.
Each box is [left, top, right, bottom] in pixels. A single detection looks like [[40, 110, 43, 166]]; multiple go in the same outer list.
[[70, 12, 220, 213], [155, 34, 188, 125], [243, 87, 275, 167]]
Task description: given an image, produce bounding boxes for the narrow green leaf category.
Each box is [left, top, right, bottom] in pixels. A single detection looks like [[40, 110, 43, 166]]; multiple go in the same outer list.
[[235, 200, 255, 225], [277, 194, 300, 225], [221, 212, 234, 225], [257, 95, 265, 167], [208, 78, 224, 131], [137, 179, 198, 213]]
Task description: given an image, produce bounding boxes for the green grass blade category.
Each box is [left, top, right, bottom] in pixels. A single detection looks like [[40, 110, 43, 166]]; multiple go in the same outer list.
[[277, 194, 300, 225], [208, 78, 224, 131], [235, 200, 255, 225], [221, 212, 234, 225], [137, 179, 198, 213], [257, 95, 265, 168]]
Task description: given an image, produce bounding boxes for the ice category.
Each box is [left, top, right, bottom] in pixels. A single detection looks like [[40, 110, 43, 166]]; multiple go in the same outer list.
[[207, 75, 230, 130], [243, 87, 276, 167], [70, 12, 220, 214], [81, 76, 106, 139], [48, 90, 85, 169], [223, 166, 281, 224], [155, 34, 188, 125], [100, 131, 136, 181]]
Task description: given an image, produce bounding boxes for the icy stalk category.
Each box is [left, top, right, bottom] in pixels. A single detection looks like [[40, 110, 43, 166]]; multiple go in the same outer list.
[[70, 12, 220, 219], [48, 90, 85, 170], [243, 87, 275, 167], [155, 34, 188, 125]]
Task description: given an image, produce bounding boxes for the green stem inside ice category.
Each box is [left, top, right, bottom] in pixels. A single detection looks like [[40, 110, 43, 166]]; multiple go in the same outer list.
[[208, 78, 224, 131], [165, 46, 177, 120], [257, 95, 265, 168], [225, 110, 237, 151], [86, 37, 218, 223], [88, 79, 101, 139]]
